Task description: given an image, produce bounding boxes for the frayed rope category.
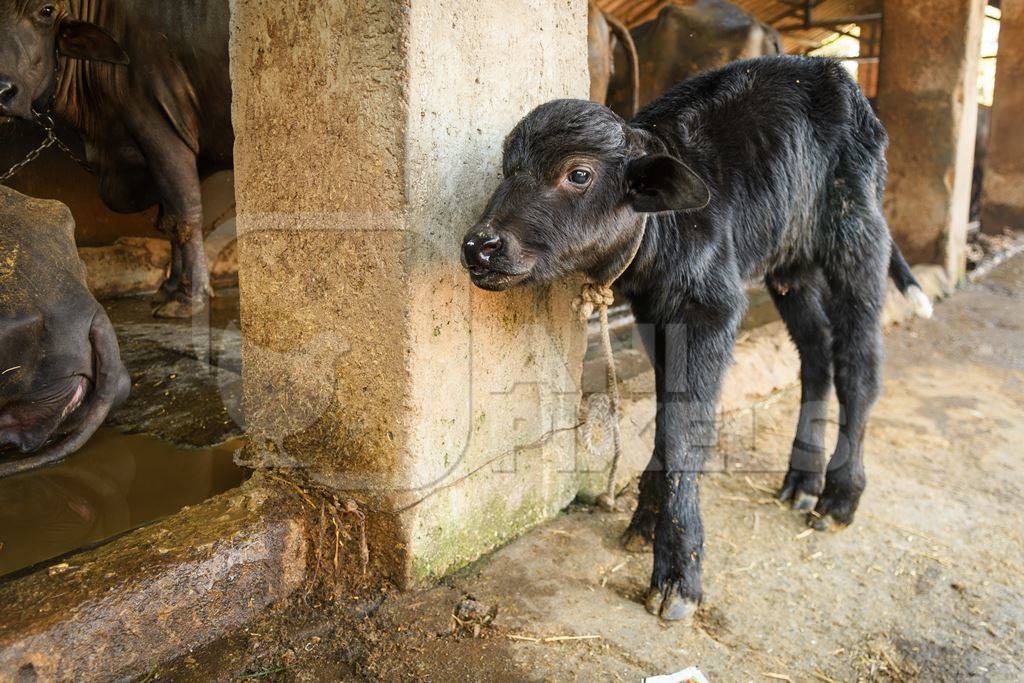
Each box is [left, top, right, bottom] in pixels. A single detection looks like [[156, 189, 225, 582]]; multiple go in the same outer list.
[[573, 216, 648, 512]]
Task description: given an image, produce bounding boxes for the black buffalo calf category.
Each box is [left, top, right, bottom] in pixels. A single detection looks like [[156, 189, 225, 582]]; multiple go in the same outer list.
[[461, 55, 931, 621]]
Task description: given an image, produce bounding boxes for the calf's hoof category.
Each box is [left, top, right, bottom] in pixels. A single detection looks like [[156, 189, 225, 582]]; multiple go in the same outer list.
[[810, 494, 858, 529], [153, 298, 206, 319], [809, 474, 864, 529], [644, 586, 698, 622], [778, 469, 825, 512]]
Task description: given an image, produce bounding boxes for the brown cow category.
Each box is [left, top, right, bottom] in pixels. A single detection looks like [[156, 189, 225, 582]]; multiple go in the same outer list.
[[607, 0, 783, 118], [588, 0, 640, 117]]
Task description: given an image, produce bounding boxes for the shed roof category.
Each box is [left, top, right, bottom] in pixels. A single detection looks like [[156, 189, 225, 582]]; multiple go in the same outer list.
[[595, 0, 881, 53]]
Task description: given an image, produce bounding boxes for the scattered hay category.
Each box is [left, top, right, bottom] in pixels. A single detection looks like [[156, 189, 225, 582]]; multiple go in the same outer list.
[[853, 638, 921, 682], [449, 595, 497, 639], [507, 634, 602, 644], [266, 471, 370, 595], [967, 227, 1020, 272]]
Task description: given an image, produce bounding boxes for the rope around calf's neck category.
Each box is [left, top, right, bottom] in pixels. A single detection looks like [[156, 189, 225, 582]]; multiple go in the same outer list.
[[572, 215, 649, 512]]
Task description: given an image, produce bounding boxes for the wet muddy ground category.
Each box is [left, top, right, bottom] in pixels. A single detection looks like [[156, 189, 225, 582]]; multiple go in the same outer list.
[[151, 253, 1024, 681], [0, 290, 247, 578], [104, 289, 245, 446], [0, 430, 245, 577]]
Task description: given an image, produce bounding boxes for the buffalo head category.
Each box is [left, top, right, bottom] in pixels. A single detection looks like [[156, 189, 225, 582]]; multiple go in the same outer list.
[[461, 99, 709, 291], [0, 186, 130, 476], [0, 0, 127, 121]]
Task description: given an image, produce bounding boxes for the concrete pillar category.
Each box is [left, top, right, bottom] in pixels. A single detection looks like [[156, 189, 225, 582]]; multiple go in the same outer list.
[[982, 0, 1024, 233], [228, 0, 589, 586], [877, 0, 986, 280]]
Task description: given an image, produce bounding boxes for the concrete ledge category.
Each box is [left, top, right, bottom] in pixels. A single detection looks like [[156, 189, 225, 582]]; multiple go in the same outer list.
[[577, 265, 952, 501], [0, 475, 310, 682]]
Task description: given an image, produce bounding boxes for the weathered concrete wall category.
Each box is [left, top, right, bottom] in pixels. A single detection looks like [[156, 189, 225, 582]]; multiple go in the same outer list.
[[402, 1, 590, 581], [229, 0, 588, 586], [877, 0, 986, 280], [982, 0, 1024, 233]]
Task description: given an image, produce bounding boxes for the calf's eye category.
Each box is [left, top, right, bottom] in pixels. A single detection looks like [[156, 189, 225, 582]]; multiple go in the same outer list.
[[568, 169, 592, 186], [39, 5, 55, 18]]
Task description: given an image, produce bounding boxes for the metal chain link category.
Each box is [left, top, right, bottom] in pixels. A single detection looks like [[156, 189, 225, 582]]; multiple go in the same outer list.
[[0, 127, 56, 184], [0, 112, 92, 184]]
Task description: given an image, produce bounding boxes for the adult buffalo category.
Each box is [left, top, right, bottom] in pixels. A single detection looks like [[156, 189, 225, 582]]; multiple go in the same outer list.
[[0, 185, 130, 478], [607, 0, 783, 118], [588, 0, 640, 116], [0, 0, 232, 318]]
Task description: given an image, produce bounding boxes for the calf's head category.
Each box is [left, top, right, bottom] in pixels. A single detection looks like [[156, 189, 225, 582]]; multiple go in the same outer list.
[[0, 0, 127, 121], [461, 99, 709, 291]]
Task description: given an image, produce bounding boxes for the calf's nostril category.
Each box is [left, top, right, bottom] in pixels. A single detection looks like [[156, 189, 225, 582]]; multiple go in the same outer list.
[[462, 240, 479, 267], [478, 236, 502, 262], [463, 234, 503, 269], [0, 80, 17, 104]]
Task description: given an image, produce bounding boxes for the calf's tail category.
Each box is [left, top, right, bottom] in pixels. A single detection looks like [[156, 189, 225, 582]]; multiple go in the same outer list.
[[889, 242, 934, 319]]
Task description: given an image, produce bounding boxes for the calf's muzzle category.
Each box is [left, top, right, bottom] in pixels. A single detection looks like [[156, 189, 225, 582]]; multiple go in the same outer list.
[[462, 233, 503, 271]]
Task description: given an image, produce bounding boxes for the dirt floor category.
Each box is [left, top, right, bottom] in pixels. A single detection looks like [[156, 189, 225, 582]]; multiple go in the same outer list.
[[156, 253, 1024, 682]]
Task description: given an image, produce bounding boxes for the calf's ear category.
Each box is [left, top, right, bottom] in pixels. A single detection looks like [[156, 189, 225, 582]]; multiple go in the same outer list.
[[58, 21, 130, 65], [625, 154, 709, 213]]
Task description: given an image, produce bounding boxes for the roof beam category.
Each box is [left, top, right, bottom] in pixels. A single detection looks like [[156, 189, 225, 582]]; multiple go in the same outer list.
[[778, 12, 882, 31]]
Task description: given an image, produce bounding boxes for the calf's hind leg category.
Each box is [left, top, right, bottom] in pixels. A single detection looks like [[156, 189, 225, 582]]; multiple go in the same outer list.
[[813, 266, 886, 529], [768, 270, 833, 512]]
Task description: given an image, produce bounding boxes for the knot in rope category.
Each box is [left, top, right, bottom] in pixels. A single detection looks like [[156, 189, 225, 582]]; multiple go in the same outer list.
[[572, 282, 616, 322], [576, 216, 649, 513]]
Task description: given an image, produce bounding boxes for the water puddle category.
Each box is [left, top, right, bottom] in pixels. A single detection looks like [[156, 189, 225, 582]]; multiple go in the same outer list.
[[0, 429, 247, 578]]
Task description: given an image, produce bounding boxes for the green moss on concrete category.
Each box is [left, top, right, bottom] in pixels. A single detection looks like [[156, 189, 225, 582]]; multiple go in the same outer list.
[[410, 486, 572, 585]]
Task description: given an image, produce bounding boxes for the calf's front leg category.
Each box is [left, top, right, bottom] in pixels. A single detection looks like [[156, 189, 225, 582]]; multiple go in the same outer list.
[[644, 317, 737, 621], [622, 322, 662, 553]]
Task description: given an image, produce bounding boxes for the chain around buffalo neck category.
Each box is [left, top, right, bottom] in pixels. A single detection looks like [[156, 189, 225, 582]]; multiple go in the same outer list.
[[0, 111, 92, 184]]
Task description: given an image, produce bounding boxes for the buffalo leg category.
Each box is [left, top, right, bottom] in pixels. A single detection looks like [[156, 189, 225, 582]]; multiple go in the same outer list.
[[768, 270, 834, 512], [132, 123, 208, 318], [646, 315, 738, 621], [151, 231, 182, 304], [622, 462, 660, 552], [622, 321, 660, 552]]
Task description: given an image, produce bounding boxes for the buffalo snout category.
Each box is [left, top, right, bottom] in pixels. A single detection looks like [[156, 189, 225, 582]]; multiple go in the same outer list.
[[0, 76, 23, 118], [0, 71, 34, 120], [460, 226, 533, 292]]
